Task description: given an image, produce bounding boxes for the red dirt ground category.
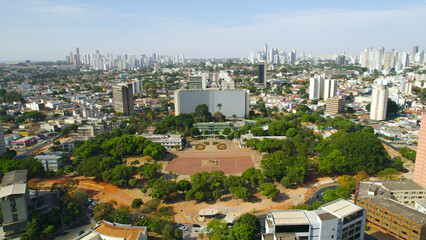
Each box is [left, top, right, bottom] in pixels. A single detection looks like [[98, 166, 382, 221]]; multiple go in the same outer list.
[[164, 156, 254, 175]]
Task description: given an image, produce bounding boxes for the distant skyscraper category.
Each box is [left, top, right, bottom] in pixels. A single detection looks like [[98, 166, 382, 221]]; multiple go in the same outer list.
[[336, 55, 346, 65], [290, 49, 296, 64], [264, 43, 268, 62], [414, 114, 426, 188], [75, 47, 80, 67], [257, 62, 267, 88], [0, 116, 6, 156], [412, 45, 419, 61], [370, 85, 388, 121], [249, 51, 255, 63], [132, 79, 143, 95], [113, 83, 134, 115]]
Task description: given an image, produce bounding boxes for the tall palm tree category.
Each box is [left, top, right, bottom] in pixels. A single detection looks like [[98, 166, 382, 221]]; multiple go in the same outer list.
[[217, 103, 223, 112]]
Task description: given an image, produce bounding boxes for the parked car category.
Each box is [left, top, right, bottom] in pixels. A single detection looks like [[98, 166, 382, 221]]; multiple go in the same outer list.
[[192, 224, 201, 228], [77, 230, 84, 236]]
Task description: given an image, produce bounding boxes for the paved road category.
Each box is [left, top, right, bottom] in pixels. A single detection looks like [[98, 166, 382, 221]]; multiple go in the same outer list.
[[51, 209, 95, 240], [306, 184, 338, 205]]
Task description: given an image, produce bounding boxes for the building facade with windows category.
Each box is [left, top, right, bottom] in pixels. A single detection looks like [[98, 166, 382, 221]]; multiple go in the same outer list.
[[355, 181, 426, 240], [263, 199, 366, 240]]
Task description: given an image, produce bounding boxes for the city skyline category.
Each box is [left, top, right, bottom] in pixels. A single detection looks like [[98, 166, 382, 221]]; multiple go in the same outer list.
[[1, 0, 426, 61]]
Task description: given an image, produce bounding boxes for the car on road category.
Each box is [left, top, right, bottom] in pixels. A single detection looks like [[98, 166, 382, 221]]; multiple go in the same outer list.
[[77, 230, 84, 236], [201, 227, 207, 231], [192, 224, 200, 228], [179, 226, 188, 231], [261, 227, 265, 233]]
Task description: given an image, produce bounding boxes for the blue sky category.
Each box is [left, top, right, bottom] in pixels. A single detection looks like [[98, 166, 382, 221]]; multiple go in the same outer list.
[[1, 0, 425, 61]]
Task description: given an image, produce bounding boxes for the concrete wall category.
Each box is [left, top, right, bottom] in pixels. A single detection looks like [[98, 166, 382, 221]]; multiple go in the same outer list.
[[175, 90, 249, 118]]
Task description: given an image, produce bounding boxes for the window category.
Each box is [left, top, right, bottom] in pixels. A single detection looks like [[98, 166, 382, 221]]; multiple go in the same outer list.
[[412, 229, 419, 234]]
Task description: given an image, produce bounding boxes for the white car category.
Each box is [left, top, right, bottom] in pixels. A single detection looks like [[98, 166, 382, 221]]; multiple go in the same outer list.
[[201, 228, 207, 231], [179, 226, 188, 231]]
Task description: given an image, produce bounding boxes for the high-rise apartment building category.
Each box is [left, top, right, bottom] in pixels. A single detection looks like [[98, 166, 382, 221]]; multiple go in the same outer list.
[[325, 96, 345, 114], [336, 55, 346, 65], [0, 116, 6, 155], [414, 114, 426, 188], [370, 85, 388, 121], [113, 83, 134, 115], [132, 79, 143, 95], [309, 75, 337, 100], [258, 62, 267, 88]]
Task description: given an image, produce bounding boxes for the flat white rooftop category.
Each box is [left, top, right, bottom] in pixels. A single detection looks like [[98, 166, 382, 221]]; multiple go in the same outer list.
[[321, 199, 362, 218], [271, 210, 309, 225]]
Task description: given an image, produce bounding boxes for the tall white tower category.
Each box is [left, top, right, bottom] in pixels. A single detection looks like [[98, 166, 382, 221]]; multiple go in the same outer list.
[[370, 85, 388, 121]]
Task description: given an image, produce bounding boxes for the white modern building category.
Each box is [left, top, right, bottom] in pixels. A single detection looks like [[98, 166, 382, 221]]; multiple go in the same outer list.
[[35, 152, 65, 171], [263, 199, 366, 240], [370, 85, 389, 121], [139, 134, 183, 149], [309, 75, 336, 100], [324, 79, 337, 101], [174, 89, 249, 118], [132, 79, 143, 95]]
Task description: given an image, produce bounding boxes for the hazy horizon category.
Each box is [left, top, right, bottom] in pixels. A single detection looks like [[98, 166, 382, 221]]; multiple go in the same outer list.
[[1, 0, 425, 61]]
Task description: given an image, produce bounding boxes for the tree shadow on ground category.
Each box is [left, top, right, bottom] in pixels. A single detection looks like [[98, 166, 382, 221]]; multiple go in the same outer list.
[[272, 193, 289, 203], [220, 196, 233, 202], [249, 195, 263, 203]]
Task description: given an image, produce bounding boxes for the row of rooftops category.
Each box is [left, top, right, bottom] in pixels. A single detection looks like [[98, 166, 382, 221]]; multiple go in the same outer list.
[[356, 180, 426, 224], [0, 170, 28, 199]]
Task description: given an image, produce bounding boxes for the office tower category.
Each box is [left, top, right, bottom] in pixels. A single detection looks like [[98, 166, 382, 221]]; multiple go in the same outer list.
[[336, 55, 346, 65], [290, 49, 296, 64], [0, 116, 6, 156], [258, 62, 267, 87], [264, 199, 366, 240], [264, 43, 268, 62], [75, 47, 80, 67], [132, 79, 143, 95], [412, 45, 419, 61], [325, 96, 345, 114], [113, 83, 134, 115], [414, 114, 426, 188], [370, 85, 388, 121], [188, 76, 207, 89]]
